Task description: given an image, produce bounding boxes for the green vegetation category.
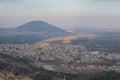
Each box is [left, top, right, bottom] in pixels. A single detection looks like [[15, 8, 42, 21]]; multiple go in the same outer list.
[[90, 71, 120, 80], [32, 71, 120, 80], [72, 37, 120, 53]]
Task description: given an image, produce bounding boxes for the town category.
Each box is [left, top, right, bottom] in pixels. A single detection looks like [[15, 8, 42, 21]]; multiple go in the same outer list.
[[0, 42, 120, 74]]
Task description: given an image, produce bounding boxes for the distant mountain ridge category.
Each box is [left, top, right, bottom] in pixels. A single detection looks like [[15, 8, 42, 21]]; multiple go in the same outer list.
[[0, 20, 70, 43], [17, 20, 66, 33], [74, 27, 103, 33]]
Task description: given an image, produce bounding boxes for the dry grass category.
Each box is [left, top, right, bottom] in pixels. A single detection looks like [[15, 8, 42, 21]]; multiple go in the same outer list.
[[36, 33, 99, 47]]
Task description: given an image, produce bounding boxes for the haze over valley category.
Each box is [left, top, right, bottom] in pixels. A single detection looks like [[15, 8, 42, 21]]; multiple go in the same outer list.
[[0, 0, 120, 80], [0, 20, 120, 80]]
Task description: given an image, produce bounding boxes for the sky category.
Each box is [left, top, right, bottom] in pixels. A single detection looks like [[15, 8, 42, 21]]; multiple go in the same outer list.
[[0, 0, 120, 30]]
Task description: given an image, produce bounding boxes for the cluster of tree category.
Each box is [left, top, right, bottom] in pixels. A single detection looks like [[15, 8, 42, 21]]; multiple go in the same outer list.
[[0, 53, 39, 75], [72, 37, 120, 53], [32, 70, 120, 80], [0, 35, 43, 44], [90, 71, 120, 80]]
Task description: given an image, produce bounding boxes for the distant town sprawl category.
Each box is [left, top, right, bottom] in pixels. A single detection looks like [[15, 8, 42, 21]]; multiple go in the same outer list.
[[0, 42, 120, 74]]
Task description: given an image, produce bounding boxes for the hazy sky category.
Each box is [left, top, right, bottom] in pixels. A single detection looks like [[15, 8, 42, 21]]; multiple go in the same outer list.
[[0, 0, 120, 30]]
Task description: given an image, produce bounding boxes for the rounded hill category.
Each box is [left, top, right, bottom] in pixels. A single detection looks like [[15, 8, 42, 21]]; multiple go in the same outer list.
[[17, 20, 66, 33]]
